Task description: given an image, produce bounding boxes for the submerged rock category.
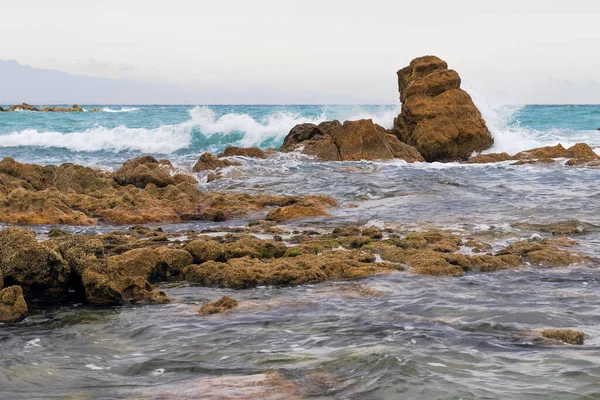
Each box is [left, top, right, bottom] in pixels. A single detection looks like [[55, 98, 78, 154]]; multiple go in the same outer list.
[[192, 152, 240, 172], [199, 296, 239, 315], [280, 119, 424, 162], [539, 329, 584, 345], [392, 56, 493, 162], [0, 286, 28, 322], [218, 146, 268, 159]]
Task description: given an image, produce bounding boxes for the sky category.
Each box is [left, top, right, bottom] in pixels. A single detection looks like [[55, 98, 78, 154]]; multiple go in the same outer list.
[[1, 0, 599, 104]]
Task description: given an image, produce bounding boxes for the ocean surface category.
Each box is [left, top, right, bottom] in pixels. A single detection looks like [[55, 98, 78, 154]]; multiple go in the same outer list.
[[1, 104, 600, 399]]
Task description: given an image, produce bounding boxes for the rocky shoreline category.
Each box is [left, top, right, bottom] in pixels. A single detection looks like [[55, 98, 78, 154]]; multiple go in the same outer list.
[[0, 103, 101, 112], [0, 55, 592, 345]]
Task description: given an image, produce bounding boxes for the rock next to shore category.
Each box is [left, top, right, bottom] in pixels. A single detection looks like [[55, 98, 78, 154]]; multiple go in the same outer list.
[[0, 156, 336, 225], [392, 56, 493, 162], [0, 286, 28, 322], [280, 119, 425, 162], [467, 143, 600, 165]]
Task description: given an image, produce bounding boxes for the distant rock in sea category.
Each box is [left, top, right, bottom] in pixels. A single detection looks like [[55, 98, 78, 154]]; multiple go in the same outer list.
[[1, 103, 95, 112], [392, 55, 494, 162]]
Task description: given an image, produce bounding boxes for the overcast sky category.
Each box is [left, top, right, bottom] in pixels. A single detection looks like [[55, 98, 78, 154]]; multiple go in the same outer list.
[[1, 0, 599, 104]]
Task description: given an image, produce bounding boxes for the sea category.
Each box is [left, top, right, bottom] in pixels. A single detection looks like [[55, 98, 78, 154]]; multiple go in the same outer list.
[[1, 103, 600, 399]]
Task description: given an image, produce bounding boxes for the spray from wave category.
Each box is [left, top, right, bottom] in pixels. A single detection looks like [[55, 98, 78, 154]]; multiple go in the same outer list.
[[101, 107, 141, 113], [0, 105, 399, 153]]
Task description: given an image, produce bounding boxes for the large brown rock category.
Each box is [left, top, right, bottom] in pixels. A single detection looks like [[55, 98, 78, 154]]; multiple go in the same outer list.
[[392, 56, 493, 162], [0, 286, 28, 322], [280, 119, 424, 162], [0, 227, 70, 302]]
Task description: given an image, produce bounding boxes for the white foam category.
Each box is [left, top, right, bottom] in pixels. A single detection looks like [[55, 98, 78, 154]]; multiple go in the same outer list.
[[85, 364, 104, 370], [188, 106, 326, 147], [0, 125, 191, 153], [0, 105, 399, 153], [102, 107, 140, 113]]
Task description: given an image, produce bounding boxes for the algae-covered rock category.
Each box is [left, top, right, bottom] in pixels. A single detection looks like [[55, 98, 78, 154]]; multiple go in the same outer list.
[[539, 329, 584, 345], [199, 296, 239, 315], [497, 240, 587, 267], [0, 286, 28, 322], [267, 205, 330, 222], [0, 227, 70, 302], [185, 236, 287, 264], [114, 156, 177, 188], [184, 249, 401, 289]]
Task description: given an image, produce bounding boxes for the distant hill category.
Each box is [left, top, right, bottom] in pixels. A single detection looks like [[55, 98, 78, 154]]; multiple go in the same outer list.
[[0, 60, 198, 105]]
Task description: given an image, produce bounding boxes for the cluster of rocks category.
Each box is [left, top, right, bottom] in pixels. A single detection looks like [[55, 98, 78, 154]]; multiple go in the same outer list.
[[0, 155, 336, 225], [0, 221, 589, 322], [467, 142, 600, 166], [0, 103, 102, 112], [278, 55, 493, 163], [276, 55, 598, 166]]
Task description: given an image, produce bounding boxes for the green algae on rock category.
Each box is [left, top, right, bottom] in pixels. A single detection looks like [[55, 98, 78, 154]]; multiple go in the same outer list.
[[199, 296, 239, 315]]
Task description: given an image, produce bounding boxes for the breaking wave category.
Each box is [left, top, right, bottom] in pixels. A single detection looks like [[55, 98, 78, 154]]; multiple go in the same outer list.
[[0, 105, 399, 153], [101, 107, 140, 113], [0, 103, 597, 155]]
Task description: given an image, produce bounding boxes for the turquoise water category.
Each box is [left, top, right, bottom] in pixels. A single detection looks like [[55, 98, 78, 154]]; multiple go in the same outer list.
[[0, 104, 598, 168]]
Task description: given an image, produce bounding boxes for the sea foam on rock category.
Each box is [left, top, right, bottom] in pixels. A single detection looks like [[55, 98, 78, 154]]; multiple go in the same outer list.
[[280, 119, 424, 162]]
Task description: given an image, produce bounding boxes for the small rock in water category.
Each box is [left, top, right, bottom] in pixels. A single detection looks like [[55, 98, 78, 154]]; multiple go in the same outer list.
[[199, 296, 239, 315], [539, 329, 585, 345]]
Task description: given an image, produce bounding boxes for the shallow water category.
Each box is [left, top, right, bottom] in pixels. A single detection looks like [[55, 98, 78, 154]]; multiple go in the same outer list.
[[2, 269, 600, 399], [1, 104, 600, 399]]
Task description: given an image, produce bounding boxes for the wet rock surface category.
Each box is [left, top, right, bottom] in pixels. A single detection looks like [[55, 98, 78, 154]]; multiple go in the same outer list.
[[0, 224, 588, 311], [199, 296, 239, 315], [392, 56, 493, 162], [467, 143, 600, 165], [280, 119, 424, 162], [0, 286, 28, 322], [539, 329, 585, 345], [0, 157, 336, 225]]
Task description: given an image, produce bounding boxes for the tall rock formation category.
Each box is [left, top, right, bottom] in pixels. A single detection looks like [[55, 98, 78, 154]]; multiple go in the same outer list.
[[392, 56, 493, 162]]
